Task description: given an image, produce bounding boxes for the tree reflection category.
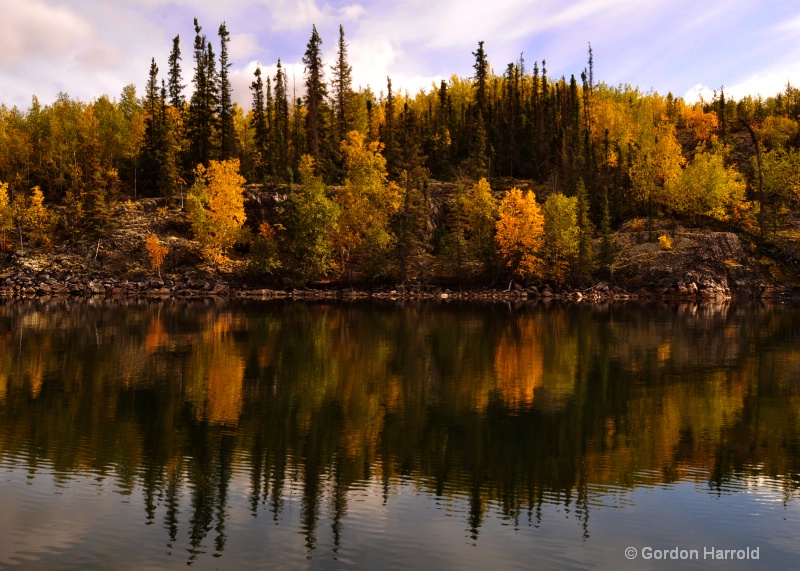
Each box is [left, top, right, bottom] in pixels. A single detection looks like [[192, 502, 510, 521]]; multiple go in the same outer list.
[[0, 299, 799, 561]]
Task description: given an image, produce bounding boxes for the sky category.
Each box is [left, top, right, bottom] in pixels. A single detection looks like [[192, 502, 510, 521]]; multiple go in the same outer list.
[[2, 0, 800, 111]]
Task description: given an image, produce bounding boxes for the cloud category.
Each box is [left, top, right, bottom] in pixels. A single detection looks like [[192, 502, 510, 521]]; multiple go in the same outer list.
[[0, 0, 94, 69], [725, 71, 800, 101], [683, 83, 714, 104], [267, 0, 330, 31], [338, 3, 365, 22], [0, 0, 170, 106], [229, 33, 259, 60], [4, 0, 800, 112]]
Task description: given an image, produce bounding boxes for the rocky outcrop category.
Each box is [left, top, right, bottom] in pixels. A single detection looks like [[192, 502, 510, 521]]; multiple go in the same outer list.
[[611, 220, 773, 300]]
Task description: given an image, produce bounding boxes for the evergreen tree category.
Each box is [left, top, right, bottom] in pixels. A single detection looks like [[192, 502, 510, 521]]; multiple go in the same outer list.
[[265, 75, 274, 174], [167, 35, 185, 109], [598, 189, 615, 278], [141, 58, 165, 196], [273, 60, 290, 175], [218, 22, 236, 160], [141, 60, 180, 198], [382, 77, 397, 177], [331, 25, 354, 146], [468, 41, 490, 178], [188, 18, 216, 167], [429, 80, 452, 178], [250, 66, 268, 181], [575, 177, 594, 282], [472, 41, 489, 118], [302, 25, 328, 171], [393, 103, 431, 282]]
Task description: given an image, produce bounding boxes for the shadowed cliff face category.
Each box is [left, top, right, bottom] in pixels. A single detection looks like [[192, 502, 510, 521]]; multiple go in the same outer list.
[[611, 220, 772, 296]]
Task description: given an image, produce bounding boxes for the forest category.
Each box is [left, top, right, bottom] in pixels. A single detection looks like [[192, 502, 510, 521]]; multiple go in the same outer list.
[[1, 21, 800, 286]]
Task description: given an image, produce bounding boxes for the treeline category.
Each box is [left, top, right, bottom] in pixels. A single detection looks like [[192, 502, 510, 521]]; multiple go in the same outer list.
[[2, 21, 800, 284]]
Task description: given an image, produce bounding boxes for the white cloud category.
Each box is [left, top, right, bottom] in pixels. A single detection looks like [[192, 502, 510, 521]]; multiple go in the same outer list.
[[725, 71, 800, 101], [229, 33, 259, 60], [347, 37, 396, 91], [683, 83, 714, 104], [267, 0, 330, 31], [338, 3, 366, 22], [4, 0, 800, 111], [0, 0, 94, 68]]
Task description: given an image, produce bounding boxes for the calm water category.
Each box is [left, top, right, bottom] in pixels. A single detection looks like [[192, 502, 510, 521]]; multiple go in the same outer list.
[[0, 299, 799, 570]]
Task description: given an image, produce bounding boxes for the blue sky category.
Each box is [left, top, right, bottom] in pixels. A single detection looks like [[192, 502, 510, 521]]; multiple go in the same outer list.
[[2, 0, 800, 110]]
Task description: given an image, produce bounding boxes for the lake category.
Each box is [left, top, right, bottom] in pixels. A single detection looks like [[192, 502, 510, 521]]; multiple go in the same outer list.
[[0, 299, 798, 569]]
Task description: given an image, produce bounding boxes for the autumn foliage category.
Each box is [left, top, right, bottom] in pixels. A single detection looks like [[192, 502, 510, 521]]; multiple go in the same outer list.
[[187, 159, 247, 263], [145, 233, 169, 278], [3, 24, 800, 286], [495, 188, 544, 281]]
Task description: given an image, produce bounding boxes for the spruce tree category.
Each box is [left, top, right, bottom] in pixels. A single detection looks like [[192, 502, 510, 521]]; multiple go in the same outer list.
[[265, 76, 274, 174], [393, 103, 430, 282], [382, 77, 397, 177], [167, 35, 185, 109], [472, 41, 489, 118], [331, 25, 354, 146], [250, 66, 268, 181], [218, 22, 236, 160], [469, 41, 490, 178], [159, 79, 180, 196], [599, 188, 615, 278], [188, 18, 216, 167], [302, 25, 328, 170], [142, 58, 165, 196], [273, 60, 290, 175], [575, 177, 594, 282]]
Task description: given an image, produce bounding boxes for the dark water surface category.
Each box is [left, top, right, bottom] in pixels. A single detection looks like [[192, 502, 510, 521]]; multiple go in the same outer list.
[[0, 299, 798, 570]]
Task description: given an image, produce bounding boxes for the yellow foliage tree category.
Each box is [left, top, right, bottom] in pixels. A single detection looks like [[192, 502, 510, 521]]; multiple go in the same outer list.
[[683, 106, 719, 143], [187, 159, 247, 263], [0, 182, 12, 250], [11, 186, 55, 250], [668, 146, 745, 221], [629, 121, 685, 214], [495, 187, 544, 282], [758, 116, 799, 150], [542, 193, 579, 284], [335, 131, 400, 278], [281, 155, 340, 282], [461, 177, 499, 272], [145, 233, 168, 278], [26, 186, 53, 246]]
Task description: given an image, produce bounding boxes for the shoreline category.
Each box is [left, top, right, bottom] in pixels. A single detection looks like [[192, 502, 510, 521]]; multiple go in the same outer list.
[[2, 274, 799, 304]]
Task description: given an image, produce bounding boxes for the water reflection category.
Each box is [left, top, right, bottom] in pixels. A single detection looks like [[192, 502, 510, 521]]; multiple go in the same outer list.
[[0, 299, 799, 568]]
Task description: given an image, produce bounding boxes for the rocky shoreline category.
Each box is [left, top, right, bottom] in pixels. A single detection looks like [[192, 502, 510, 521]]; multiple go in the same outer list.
[[2, 272, 798, 304], [2, 205, 798, 305]]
